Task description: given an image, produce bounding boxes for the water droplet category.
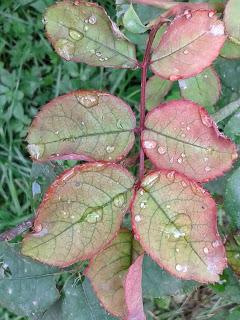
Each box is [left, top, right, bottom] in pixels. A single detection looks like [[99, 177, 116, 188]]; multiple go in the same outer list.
[[86, 208, 103, 224], [166, 205, 171, 209], [176, 248, 180, 253], [170, 157, 174, 163], [158, 146, 166, 155], [77, 94, 99, 108], [205, 166, 211, 172], [186, 126, 190, 131], [106, 145, 115, 153], [42, 17, 47, 25], [181, 153, 186, 158], [170, 75, 181, 81], [113, 193, 126, 208], [179, 79, 187, 90], [212, 240, 221, 248], [143, 140, 157, 149], [234, 253, 240, 259], [175, 264, 182, 271], [203, 247, 209, 254], [140, 201, 146, 209], [69, 29, 84, 41], [208, 11, 215, 18], [96, 51, 102, 57], [83, 25, 89, 32], [181, 181, 187, 188], [185, 13, 192, 19], [55, 130, 59, 135], [32, 301, 37, 306], [55, 39, 75, 61], [28, 144, 43, 160], [134, 215, 141, 222], [142, 173, 159, 188], [167, 171, 175, 181], [181, 133, 186, 138], [204, 157, 208, 162], [88, 15, 97, 24], [116, 119, 123, 129], [99, 57, 105, 62], [199, 109, 212, 127], [71, 215, 75, 219], [8, 288, 12, 295], [210, 24, 224, 36], [67, 199, 71, 204], [183, 50, 189, 55], [177, 158, 183, 164], [204, 74, 208, 79]]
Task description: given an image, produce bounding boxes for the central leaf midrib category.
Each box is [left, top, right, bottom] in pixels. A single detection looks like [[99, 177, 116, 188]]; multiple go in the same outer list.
[[143, 187, 208, 267], [31, 129, 133, 145]]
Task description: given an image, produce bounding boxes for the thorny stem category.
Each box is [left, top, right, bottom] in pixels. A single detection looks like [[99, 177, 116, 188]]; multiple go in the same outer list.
[[139, 19, 166, 181], [0, 218, 34, 241]]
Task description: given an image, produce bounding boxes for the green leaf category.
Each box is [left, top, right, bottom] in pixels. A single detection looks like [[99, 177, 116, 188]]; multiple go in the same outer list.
[[220, 39, 240, 59], [224, 112, 240, 144], [27, 90, 136, 162], [151, 11, 226, 80], [85, 229, 144, 318], [131, 170, 226, 283], [142, 255, 197, 297], [45, 1, 138, 68], [0, 242, 59, 317], [146, 75, 172, 111], [179, 67, 221, 108], [226, 233, 240, 276], [31, 301, 64, 320], [22, 163, 135, 267], [224, 0, 240, 44], [123, 4, 148, 34], [62, 279, 117, 319], [224, 167, 240, 229]]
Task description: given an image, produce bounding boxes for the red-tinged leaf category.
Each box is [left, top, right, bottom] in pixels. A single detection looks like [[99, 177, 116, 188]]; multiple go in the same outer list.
[[224, 0, 240, 44], [151, 10, 226, 80], [44, 1, 138, 69], [146, 75, 173, 111], [178, 67, 221, 107], [131, 170, 227, 283], [142, 100, 237, 182], [124, 255, 146, 320], [85, 229, 144, 319], [27, 91, 136, 162], [22, 163, 135, 267]]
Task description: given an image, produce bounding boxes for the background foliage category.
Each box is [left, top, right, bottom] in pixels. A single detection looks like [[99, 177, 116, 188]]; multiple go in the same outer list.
[[0, 0, 240, 319]]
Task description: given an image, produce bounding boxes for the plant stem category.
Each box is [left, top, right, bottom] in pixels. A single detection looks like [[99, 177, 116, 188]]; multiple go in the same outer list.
[[139, 20, 165, 181], [0, 218, 34, 241], [213, 97, 240, 123]]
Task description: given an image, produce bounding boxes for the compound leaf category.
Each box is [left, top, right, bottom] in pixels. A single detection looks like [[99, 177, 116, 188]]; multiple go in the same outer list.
[[44, 1, 138, 68], [179, 67, 221, 107], [22, 163, 135, 267], [131, 170, 226, 283], [27, 91, 136, 162], [151, 10, 226, 80], [146, 75, 173, 111], [85, 229, 144, 319], [142, 100, 237, 182], [224, 0, 240, 44], [0, 242, 59, 317]]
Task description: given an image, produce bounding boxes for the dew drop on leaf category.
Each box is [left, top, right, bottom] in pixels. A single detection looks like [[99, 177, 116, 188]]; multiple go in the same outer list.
[[88, 15, 97, 25], [86, 208, 103, 224], [116, 119, 123, 129], [183, 50, 189, 55], [142, 173, 159, 188], [157, 146, 166, 155], [212, 240, 221, 248], [77, 94, 99, 108], [167, 171, 175, 181], [143, 140, 157, 149], [135, 215, 141, 222], [203, 247, 209, 254], [106, 145, 115, 153], [113, 193, 126, 208], [140, 202, 146, 209], [69, 29, 84, 41], [208, 11, 215, 18], [55, 39, 75, 61], [205, 166, 211, 172]]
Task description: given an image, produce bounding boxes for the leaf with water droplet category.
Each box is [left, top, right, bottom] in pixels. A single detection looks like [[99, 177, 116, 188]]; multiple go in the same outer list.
[[179, 67, 221, 108], [0, 242, 59, 317], [151, 10, 226, 80], [27, 90, 135, 162], [224, 167, 240, 229], [146, 75, 173, 111], [142, 100, 237, 182], [224, 0, 240, 45], [85, 229, 144, 318], [220, 39, 240, 59], [131, 170, 227, 283], [123, 4, 148, 34], [44, 1, 138, 68], [22, 163, 135, 267]]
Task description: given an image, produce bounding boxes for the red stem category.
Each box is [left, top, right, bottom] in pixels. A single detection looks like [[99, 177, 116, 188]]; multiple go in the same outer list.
[[139, 20, 166, 181]]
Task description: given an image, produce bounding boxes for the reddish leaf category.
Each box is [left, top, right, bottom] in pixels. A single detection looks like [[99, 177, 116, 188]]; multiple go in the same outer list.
[[27, 91, 135, 162], [22, 163, 135, 267], [85, 229, 144, 319], [142, 100, 237, 182], [124, 255, 146, 320], [151, 10, 226, 80], [131, 170, 227, 283], [44, 1, 138, 68], [224, 0, 240, 44]]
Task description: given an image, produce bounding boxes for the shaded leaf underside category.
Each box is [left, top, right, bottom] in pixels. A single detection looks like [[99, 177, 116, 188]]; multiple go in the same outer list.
[[151, 10, 226, 80], [45, 1, 138, 68], [131, 170, 227, 283], [22, 163, 135, 267], [27, 91, 136, 162], [142, 100, 237, 182], [85, 229, 144, 319]]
